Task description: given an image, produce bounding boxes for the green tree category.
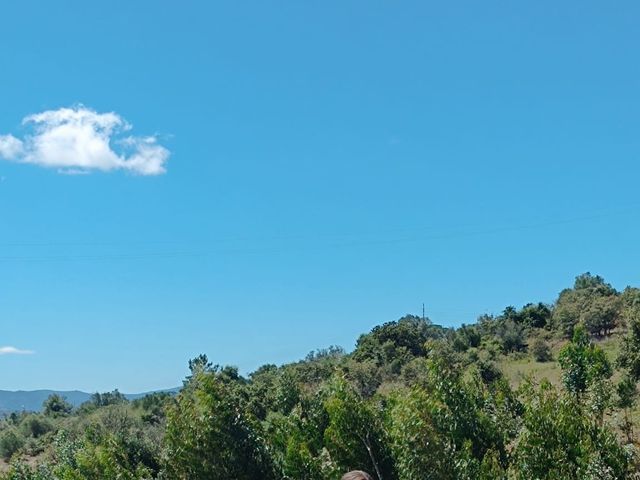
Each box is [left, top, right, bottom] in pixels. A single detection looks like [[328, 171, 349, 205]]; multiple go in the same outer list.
[[188, 353, 212, 374], [2, 461, 54, 480], [43, 394, 73, 418], [615, 316, 640, 445], [557, 325, 612, 400], [388, 358, 517, 480], [451, 324, 481, 352], [323, 377, 391, 480], [55, 429, 154, 480], [163, 369, 275, 480], [517, 303, 552, 329], [581, 296, 620, 337], [90, 390, 128, 407], [264, 399, 336, 480], [0, 429, 24, 461], [552, 273, 619, 338], [573, 273, 616, 293], [617, 315, 640, 380], [388, 387, 456, 480], [353, 315, 448, 372], [510, 380, 629, 479], [496, 319, 525, 353], [530, 337, 552, 362], [19, 414, 53, 439], [615, 375, 637, 443]]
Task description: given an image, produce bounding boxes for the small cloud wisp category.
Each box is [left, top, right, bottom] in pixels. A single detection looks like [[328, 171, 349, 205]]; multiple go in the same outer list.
[[0, 346, 34, 355]]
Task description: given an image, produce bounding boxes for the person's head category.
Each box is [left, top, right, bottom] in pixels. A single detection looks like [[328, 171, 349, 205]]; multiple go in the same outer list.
[[341, 471, 374, 480]]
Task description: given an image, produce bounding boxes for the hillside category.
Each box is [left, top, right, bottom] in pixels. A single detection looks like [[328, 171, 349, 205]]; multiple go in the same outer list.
[[0, 391, 90, 415], [1, 272, 640, 479]]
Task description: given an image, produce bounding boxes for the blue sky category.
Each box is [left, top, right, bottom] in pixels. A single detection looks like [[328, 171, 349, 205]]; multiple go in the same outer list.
[[1, 1, 639, 392]]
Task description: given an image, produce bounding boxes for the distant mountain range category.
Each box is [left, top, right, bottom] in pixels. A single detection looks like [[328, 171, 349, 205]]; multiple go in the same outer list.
[[0, 388, 180, 414]]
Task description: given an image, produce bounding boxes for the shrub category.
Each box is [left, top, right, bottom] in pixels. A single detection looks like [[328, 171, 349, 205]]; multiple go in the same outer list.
[[0, 429, 25, 460], [531, 338, 552, 362], [20, 415, 53, 438], [42, 394, 72, 418]]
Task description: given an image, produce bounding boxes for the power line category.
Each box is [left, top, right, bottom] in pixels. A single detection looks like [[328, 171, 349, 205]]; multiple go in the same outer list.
[[0, 205, 637, 262]]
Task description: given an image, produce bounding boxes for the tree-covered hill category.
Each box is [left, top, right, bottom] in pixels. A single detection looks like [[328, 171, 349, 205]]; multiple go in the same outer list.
[[0, 392, 91, 416], [0, 389, 182, 415], [2, 272, 640, 479]]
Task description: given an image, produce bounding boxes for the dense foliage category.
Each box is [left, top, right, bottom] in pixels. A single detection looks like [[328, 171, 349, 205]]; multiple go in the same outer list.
[[2, 273, 640, 479]]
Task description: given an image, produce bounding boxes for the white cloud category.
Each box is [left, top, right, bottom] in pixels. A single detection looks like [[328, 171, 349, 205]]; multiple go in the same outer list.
[[0, 135, 24, 159], [0, 106, 169, 175], [0, 346, 34, 355]]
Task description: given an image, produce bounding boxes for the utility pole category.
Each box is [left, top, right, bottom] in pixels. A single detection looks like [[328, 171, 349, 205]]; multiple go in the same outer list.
[[422, 303, 425, 322]]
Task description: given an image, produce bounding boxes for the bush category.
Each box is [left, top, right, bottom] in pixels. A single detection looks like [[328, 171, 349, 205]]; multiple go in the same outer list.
[[477, 360, 503, 384], [0, 429, 25, 460], [531, 337, 552, 362], [42, 394, 72, 418], [20, 415, 53, 438], [496, 319, 525, 353]]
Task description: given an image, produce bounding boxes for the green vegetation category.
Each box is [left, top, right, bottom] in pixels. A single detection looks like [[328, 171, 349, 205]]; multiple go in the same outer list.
[[2, 272, 640, 479]]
